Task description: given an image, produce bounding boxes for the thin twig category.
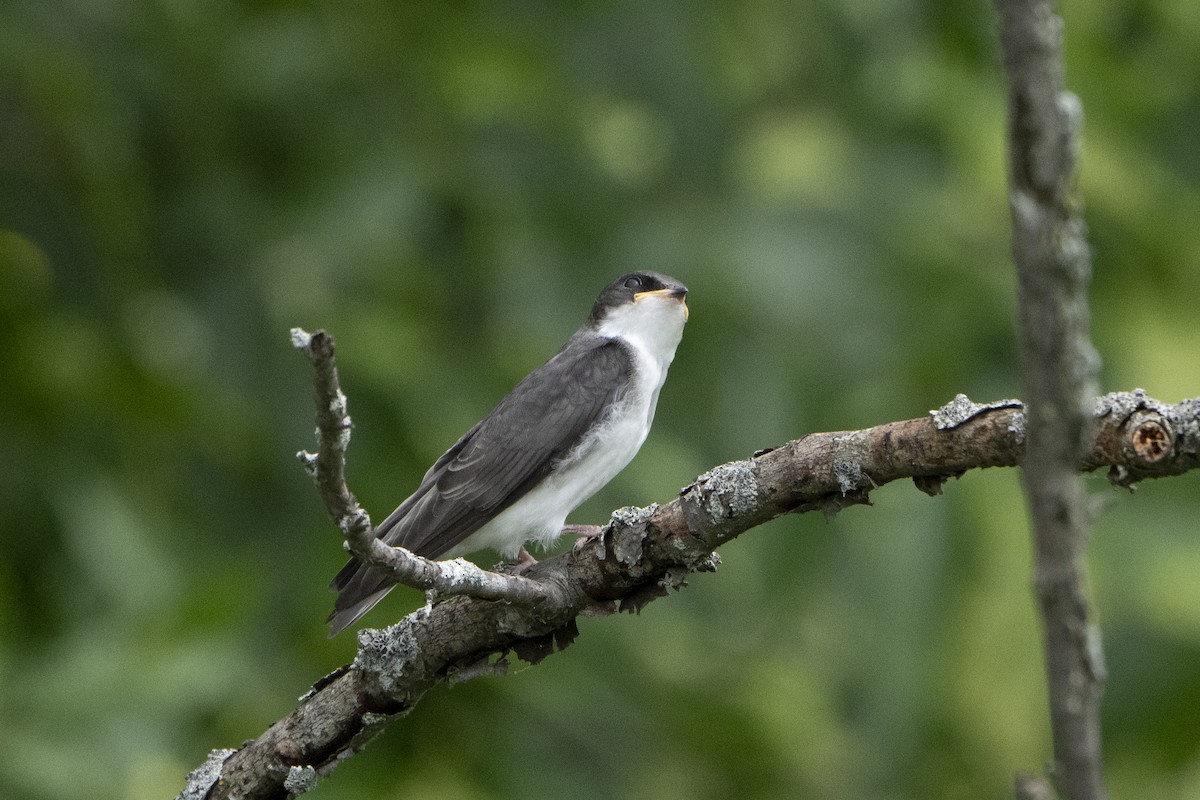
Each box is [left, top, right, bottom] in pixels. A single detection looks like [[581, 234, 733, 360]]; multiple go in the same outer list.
[[290, 328, 554, 606], [290, 328, 370, 536]]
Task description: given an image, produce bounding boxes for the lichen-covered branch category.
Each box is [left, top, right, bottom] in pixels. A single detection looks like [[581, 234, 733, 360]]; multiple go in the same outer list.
[[995, 1, 1107, 798], [181, 387, 1200, 800]]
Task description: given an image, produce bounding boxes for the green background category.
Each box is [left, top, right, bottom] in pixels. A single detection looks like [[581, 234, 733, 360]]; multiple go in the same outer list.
[[3, 1, 1199, 798]]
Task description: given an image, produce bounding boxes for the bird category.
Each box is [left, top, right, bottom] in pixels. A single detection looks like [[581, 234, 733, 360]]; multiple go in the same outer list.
[[327, 271, 689, 635]]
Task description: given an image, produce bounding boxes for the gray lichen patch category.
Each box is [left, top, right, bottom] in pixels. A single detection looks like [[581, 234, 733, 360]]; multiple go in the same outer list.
[[337, 508, 373, 538], [932, 393, 1023, 430], [697, 460, 759, 520], [284, 765, 318, 795], [329, 388, 349, 419], [176, 748, 235, 800], [297, 449, 319, 478], [1008, 407, 1027, 443], [353, 621, 426, 697], [436, 557, 492, 591], [1094, 388, 1159, 421], [290, 327, 313, 349], [608, 504, 658, 567], [609, 504, 657, 528], [833, 458, 866, 495]]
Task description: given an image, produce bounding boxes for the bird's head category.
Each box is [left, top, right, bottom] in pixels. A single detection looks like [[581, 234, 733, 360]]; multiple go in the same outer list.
[[589, 271, 688, 355]]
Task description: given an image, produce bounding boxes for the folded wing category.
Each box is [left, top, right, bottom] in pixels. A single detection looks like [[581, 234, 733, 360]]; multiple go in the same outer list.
[[327, 337, 632, 635]]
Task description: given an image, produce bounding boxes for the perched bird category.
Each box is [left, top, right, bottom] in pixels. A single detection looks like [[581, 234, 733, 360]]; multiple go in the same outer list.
[[328, 271, 689, 635]]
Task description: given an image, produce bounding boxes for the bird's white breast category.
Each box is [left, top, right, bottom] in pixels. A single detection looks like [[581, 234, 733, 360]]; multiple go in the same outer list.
[[446, 295, 686, 559]]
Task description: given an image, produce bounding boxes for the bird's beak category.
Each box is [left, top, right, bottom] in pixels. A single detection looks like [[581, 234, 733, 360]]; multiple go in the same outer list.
[[634, 287, 689, 321]]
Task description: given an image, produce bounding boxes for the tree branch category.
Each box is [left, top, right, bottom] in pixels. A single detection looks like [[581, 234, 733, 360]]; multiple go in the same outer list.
[[995, 2, 1106, 798], [181, 381, 1200, 800]]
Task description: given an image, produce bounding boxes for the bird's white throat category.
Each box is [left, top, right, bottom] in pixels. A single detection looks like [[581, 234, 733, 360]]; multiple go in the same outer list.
[[595, 292, 687, 369]]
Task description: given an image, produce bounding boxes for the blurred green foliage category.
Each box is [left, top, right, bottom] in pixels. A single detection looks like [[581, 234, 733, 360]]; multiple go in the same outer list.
[[2, 1, 1199, 798]]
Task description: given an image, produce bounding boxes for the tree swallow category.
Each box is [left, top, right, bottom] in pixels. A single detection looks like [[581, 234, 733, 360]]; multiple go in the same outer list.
[[328, 271, 689, 635]]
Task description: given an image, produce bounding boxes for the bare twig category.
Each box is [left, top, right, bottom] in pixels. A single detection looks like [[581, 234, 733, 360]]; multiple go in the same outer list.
[[182, 385, 1200, 800], [289, 328, 370, 537], [995, 2, 1107, 798], [290, 328, 555, 606]]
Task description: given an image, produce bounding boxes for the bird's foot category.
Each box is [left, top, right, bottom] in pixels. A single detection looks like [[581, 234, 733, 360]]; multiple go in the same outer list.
[[498, 546, 539, 575], [565, 523, 605, 553]]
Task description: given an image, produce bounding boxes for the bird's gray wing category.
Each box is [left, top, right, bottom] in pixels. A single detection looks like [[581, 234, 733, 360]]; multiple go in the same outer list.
[[327, 337, 632, 635], [387, 336, 633, 554]]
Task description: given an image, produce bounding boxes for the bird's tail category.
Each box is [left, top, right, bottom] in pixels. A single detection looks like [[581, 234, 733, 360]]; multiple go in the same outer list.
[[326, 559, 397, 637]]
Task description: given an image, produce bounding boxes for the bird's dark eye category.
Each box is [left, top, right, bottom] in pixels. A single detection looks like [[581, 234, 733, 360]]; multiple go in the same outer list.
[[623, 276, 642, 290]]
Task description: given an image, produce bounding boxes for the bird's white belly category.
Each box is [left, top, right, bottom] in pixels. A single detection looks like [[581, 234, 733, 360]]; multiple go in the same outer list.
[[445, 348, 666, 560]]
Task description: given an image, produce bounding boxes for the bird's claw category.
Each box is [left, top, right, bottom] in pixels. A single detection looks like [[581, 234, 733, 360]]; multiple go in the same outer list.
[[565, 523, 605, 553]]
